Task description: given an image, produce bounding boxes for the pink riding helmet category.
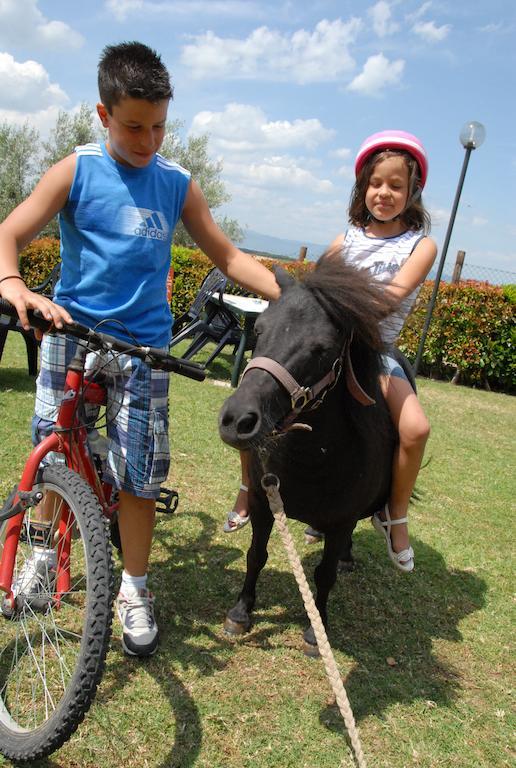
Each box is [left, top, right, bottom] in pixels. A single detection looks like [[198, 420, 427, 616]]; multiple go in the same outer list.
[[354, 130, 428, 189]]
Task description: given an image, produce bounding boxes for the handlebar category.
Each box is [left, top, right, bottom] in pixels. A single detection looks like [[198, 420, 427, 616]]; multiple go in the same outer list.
[[0, 299, 206, 382]]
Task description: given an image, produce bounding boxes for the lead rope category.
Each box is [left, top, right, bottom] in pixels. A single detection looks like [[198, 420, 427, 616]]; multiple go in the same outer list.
[[261, 472, 367, 768]]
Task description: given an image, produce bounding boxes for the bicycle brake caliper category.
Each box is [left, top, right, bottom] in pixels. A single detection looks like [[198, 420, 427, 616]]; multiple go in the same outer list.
[[0, 487, 43, 523]]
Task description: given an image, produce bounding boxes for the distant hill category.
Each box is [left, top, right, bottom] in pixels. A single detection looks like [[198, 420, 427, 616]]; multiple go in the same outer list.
[[240, 229, 327, 261], [240, 229, 515, 285]]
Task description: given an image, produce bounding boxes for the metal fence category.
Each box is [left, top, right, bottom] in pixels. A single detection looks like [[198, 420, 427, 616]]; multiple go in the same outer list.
[[452, 261, 515, 285], [243, 246, 516, 286]]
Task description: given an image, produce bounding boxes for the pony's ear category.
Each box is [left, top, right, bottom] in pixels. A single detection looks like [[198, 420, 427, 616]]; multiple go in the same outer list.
[[273, 266, 295, 292]]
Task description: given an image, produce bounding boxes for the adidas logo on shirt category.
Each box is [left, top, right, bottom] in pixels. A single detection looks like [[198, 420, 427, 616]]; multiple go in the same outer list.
[[120, 205, 170, 241]]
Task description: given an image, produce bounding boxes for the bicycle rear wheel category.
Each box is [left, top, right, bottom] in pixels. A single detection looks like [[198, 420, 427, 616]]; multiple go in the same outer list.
[[0, 464, 114, 761]]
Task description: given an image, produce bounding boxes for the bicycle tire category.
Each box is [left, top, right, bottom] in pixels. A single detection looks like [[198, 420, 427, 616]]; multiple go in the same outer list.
[[0, 464, 114, 761]]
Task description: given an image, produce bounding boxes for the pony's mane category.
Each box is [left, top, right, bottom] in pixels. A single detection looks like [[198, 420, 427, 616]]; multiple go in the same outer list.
[[301, 249, 398, 352]]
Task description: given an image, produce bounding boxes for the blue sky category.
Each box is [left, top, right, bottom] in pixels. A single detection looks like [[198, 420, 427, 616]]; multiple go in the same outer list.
[[1, 0, 515, 276]]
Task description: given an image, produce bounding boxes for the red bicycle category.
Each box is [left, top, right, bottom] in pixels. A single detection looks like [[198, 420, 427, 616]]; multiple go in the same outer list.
[[0, 299, 205, 762]]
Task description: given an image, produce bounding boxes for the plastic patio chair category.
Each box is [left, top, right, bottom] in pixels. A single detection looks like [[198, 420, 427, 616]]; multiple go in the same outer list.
[[169, 267, 250, 369], [0, 262, 61, 375]]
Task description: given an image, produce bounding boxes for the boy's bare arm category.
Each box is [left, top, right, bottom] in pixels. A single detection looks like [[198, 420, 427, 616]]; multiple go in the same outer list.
[[181, 180, 280, 301], [0, 155, 76, 330]]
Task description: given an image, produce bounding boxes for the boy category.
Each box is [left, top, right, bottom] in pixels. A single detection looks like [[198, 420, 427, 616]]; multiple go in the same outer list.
[[0, 41, 279, 656]]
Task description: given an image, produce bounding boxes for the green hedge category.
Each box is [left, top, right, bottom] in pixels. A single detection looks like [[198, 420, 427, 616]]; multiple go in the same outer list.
[[18, 239, 515, 394], [399, 280, 515, 393], [19, 237, 61, 287], [169, 246, 313, 319]]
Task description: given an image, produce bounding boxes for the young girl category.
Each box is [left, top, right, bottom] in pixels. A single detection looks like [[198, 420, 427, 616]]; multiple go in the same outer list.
[[225, 130, 437, 574]]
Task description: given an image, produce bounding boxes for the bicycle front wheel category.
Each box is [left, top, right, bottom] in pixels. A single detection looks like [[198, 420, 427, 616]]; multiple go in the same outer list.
[[0, 464, 114, 762]]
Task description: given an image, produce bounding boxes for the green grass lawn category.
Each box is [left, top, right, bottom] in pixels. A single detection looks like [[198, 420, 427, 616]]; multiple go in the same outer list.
[[0, 333, 514, 768]]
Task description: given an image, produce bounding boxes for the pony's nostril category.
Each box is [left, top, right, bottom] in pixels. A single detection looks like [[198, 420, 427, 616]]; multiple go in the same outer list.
[[236, 411, 259, 436]]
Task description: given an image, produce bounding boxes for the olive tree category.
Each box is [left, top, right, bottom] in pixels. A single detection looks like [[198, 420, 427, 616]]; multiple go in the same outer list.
[[0, 122, 40, 223], [160, 121, 243, 245]]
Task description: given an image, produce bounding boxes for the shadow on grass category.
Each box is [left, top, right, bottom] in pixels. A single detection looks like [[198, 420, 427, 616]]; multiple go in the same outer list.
[[236, 530, 486, 721], [0, 366, 37, 394], [16, 511, 485, 768], [150, 513, 486, 736]]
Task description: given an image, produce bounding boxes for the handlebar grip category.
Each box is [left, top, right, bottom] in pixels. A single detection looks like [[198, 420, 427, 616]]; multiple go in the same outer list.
[[0, 299, 50, 333], [165, 358, 206, 381]]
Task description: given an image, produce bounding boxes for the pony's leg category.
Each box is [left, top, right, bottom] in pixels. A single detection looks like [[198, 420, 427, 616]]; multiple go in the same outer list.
[[303, 532, 342, 651], [337, 528, 355, 573], [224, 512, 274, 635]]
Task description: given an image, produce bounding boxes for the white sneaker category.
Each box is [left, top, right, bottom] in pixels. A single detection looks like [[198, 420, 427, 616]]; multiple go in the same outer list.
[[12, 551, 57, 608], [116, 588, 159, 657]]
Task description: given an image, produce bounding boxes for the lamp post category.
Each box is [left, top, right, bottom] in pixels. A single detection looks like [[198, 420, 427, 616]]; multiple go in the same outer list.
[[414, 121, 486, 375]]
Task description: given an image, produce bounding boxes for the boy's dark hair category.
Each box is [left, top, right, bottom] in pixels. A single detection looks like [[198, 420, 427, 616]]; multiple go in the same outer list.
[[348, 150, 431, 233], [98, 41, 173, 113]]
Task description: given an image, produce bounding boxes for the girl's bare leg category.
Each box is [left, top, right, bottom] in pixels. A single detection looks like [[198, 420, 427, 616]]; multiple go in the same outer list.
[[380, 374, 430, 554], [227, 450, 250, 526]]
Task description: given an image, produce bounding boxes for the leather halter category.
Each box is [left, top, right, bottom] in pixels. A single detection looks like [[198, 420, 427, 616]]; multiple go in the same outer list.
[[241, 339, 375, 433]]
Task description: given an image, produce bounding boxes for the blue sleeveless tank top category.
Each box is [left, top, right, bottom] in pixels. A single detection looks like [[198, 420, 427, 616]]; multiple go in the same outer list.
[[55, 142, 190, 346]]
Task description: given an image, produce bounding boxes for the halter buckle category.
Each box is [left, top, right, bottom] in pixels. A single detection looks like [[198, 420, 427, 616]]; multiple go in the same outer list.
[[291, 386, 312, 412]]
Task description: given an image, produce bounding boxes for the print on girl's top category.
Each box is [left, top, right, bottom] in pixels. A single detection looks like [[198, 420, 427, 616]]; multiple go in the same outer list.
[[342, 225, 423, 344]]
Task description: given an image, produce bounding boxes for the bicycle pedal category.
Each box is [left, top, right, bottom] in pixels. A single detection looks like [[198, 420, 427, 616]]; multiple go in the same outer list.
[[156, 487, 179, 514]]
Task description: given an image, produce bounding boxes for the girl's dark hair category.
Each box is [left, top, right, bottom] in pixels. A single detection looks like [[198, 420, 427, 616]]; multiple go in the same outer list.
[[98, 41, 173, 113], [348, 149, 431, 233]]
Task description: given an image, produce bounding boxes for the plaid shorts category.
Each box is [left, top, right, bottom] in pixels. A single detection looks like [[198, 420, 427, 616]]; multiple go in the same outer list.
[[33, 333, 170, 499]]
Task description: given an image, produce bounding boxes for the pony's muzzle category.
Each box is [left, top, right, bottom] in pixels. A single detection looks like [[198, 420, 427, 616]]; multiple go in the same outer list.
[[218, 400, 262, 448]]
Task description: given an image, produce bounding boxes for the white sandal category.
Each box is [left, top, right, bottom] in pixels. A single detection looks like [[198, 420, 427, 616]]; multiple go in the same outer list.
[[371, 505, 414, 573], [223, 484, 250, 533]]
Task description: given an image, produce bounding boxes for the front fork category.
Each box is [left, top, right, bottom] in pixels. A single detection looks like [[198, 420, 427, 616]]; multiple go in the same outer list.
[[0, 432, 76, 612]]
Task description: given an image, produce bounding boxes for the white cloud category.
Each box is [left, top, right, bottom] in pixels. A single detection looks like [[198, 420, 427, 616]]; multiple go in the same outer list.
[[189, 103, 335, 202], [181, 18, 362, 83], [106, 0, 143, 20], [472, 216, 488, 227], [332, 147, 352, 159], [428, 206, 449, 227], [368, 1, 399, 37], [0, 104, 67, 137], [412, 20, 451, 42], [0, 53, 68, 112], [190, 103, 334, 152], [0, 0, 84, 49], [223, 187, 346, 245], [479, 22, 503, 34], [337, 164, 354, 180], [106, 0, 263, 22], [405, 2, 433, 24], [241, 156, 334, 193], [347, 53, 404, 95]]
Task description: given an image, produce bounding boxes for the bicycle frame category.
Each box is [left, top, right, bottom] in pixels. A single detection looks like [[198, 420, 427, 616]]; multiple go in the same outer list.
[[0, 346, 113, 600]]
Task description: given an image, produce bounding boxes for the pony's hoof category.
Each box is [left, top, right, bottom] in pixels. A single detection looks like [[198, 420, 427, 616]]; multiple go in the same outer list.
[[303, 639, 320, 658], [337, 558, 354, 573], [224, 616, 250, 636], [304, 526, 323, 545], [303, 626, 320, 657]]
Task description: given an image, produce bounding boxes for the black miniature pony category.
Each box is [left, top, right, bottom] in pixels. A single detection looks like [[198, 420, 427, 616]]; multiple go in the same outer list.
[[218, 252, 412, 652]]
